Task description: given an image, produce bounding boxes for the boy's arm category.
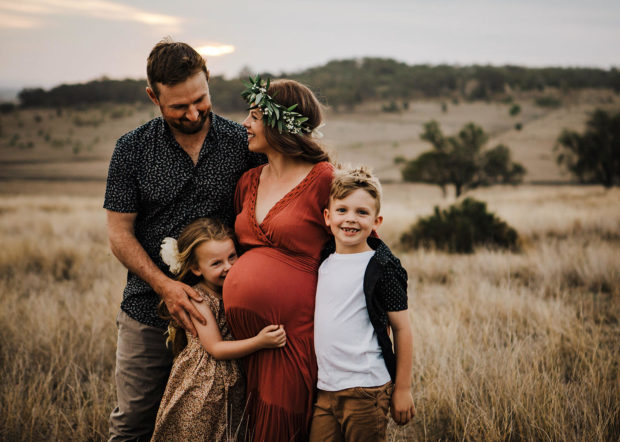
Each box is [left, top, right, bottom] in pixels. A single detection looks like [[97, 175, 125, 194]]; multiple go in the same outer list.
[[387, 309, 416, 425], [190, 298, 286, 360]]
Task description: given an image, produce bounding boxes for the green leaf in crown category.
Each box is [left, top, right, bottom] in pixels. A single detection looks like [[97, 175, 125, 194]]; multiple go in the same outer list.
[[241, 75, 312, 135]]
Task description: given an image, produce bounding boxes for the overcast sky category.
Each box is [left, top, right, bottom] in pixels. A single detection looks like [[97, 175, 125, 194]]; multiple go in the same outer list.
[[1, 0, 619, 90]]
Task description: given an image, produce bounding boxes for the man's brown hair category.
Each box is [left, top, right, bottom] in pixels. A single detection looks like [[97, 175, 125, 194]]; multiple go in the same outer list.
[[147, 38, 209, 97], [329, 165, 382, 214]]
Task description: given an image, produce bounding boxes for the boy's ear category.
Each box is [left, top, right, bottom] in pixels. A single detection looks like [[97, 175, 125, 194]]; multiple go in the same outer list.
[[373, 215, 383, 230], [323, 208, 331, 226]]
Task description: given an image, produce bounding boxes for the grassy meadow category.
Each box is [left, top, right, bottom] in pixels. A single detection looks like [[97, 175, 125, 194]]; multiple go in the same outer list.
[[0, 93, 619, 440]]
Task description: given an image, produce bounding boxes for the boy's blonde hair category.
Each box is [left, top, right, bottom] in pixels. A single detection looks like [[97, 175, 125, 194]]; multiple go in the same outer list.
[[159, 218, 234, 355], [329, 165, 382, 214]]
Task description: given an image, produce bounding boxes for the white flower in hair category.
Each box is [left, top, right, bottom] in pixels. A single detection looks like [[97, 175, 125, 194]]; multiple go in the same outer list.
[[311, 122, 325, 139], [160, 237, 181, 274]]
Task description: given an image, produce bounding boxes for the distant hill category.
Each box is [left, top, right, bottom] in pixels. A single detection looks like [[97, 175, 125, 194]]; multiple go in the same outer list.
[[0, 88, 19, 102], [12, 58, 620, 112]]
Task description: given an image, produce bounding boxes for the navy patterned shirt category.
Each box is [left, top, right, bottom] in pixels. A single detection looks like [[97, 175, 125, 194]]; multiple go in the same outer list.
[[104, 113, 263, 328]]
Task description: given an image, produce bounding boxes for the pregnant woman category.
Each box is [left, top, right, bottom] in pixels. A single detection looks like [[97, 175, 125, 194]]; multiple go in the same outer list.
[[223, 77, 333, 441]]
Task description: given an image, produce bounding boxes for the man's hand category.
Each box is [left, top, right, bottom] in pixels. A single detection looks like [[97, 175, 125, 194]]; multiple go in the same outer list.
[[106, 210, 207, 336], [390, 386, 415, 425], [158, 279, 206, 337]]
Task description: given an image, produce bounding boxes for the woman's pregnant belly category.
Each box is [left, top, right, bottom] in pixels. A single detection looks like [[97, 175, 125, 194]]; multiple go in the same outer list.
[[223, 247, 317, 340]]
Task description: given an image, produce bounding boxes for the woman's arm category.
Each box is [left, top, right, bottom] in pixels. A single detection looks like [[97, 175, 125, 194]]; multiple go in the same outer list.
[[190, 298, 286, 360], [387, 309, 416, 425]]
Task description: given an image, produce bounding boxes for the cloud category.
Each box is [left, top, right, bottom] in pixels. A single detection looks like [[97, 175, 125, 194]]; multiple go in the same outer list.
[[0, 0, 183, 30], [0, 11, 42, 28], [196, 44, 235, 57]]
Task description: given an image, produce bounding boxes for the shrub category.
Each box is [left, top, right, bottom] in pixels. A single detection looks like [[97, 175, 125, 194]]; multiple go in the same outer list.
[[393, 155, 406, 165], [515, 122, 523, 131], [0, 102, 16, 113], [509, 104, 521, 116], [535, 96, 561, 108], [381, 101, 400, 113], [400, 198, 519, 253]]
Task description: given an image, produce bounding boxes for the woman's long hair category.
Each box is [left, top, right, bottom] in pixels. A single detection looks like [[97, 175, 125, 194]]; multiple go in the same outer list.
[[158, 218, 234, 356], [264, 79, 331, 164]]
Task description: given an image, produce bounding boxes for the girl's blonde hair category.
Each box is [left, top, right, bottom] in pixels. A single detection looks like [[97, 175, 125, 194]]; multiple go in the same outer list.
[[159, 218, 235, 355]]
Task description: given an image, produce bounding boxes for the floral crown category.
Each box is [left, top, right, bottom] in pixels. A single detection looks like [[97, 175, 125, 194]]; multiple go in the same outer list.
[[241, 75, 312, 135]]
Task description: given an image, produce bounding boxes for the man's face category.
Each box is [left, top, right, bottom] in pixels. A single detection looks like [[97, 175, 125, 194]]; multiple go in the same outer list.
[[149, 71, 212, 135]]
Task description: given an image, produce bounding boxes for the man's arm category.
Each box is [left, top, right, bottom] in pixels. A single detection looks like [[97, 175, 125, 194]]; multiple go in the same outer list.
[[387, 309, 416, 425], [106, 210, 206, 335]]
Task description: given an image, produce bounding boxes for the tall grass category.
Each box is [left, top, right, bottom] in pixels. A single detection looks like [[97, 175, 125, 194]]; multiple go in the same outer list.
[[0, 186, 618, 441]]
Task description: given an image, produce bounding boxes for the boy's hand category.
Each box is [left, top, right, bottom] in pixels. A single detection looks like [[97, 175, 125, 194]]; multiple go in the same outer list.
[[257, 324, 286, 348], [391, 386, 415, 425]]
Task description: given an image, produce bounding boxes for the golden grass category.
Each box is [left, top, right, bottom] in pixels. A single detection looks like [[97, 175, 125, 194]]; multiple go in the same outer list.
[[0, 185, 618, 440]]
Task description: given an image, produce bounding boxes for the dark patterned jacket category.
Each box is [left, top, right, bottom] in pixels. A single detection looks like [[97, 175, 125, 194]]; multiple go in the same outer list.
[[319, 236, 409, 381], [104, 113, 264, 328]]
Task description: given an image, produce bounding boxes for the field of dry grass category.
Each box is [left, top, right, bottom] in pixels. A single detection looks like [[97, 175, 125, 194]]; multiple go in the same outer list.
[[0, 184, 618, 441], [1, 90, 618, 440]]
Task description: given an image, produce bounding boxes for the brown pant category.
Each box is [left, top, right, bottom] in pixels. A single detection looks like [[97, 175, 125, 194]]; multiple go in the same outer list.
[[108, 310, 173, 442], [309, 382, 393, 442]]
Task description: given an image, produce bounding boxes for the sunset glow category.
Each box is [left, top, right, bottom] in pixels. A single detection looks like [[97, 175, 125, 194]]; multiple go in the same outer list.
[[196, 44, 235, 57]]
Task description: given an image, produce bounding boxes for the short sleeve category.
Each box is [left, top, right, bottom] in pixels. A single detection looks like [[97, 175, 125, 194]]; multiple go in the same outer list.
[[378, 260, 408, 312], [103, 137, 139, 213]]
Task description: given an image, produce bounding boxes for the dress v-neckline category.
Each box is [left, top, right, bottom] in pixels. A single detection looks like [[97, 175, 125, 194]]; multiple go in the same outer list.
[[249, 162, 324, 234]]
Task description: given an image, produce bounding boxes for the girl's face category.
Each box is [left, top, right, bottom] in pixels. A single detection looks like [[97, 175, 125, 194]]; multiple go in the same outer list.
[[190, 238, 237, 292], [242, 108, 270, 154]]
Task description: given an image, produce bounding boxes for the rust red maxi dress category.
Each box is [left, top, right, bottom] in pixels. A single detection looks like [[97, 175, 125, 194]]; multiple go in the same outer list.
[[223, 161, 333, 442]]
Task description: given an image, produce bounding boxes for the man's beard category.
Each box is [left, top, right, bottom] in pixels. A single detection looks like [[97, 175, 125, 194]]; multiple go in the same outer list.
[[168, 111, 209, 135]]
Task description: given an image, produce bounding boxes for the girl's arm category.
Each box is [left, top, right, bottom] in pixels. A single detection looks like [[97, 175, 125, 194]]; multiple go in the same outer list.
[[387, 309, 416, 425], [189, 298, 286, 360]]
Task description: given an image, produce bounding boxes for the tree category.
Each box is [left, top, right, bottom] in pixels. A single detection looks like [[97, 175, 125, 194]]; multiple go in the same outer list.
[[401, 121, 526, 196], [555, 109, 620, 187]]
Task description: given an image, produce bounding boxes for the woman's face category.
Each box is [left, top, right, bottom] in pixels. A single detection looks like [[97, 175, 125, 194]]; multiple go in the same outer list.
[[242, 108, 269, 154]]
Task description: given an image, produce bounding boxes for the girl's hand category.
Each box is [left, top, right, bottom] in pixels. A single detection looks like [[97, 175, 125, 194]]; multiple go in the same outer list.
[[257, 324, 286, 348]]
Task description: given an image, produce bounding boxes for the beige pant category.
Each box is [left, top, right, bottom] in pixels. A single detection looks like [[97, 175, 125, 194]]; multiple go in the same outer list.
[[309, 382, 393, 442], [108, 310, 173, 442]]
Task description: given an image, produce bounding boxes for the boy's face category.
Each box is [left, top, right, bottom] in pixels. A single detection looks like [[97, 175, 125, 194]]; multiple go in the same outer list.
[[324, 188, 383, 254]]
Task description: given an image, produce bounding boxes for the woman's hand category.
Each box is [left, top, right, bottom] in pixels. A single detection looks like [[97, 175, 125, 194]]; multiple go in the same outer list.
[[257, 324, 287, 348]]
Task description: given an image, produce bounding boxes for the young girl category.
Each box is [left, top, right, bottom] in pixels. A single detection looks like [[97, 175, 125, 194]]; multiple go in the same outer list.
[[151, 218, 286, 442]]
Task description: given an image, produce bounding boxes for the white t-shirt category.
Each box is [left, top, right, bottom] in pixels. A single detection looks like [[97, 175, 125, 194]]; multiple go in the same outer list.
[[314, 250, 391, 391]]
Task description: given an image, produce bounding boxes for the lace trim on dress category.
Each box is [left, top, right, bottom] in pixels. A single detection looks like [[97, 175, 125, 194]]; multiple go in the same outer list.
[[247, 161, 331, 246]]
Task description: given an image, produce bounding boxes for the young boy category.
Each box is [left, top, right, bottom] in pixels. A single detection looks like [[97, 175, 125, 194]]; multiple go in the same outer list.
[[309, 166, 415, 442]]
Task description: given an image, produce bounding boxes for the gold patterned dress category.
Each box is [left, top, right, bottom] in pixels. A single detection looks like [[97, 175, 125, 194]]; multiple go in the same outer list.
[[151, 285, 246, 442]]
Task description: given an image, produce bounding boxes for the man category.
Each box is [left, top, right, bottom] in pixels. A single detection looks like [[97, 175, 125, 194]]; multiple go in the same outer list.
[[104, 39, 262, 441]]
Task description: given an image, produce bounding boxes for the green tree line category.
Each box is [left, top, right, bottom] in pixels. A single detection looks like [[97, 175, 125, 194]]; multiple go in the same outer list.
[[14, 59, 620, 111]]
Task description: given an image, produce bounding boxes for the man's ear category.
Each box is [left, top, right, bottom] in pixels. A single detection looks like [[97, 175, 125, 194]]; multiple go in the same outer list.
[[146, 87, 159, 106]]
